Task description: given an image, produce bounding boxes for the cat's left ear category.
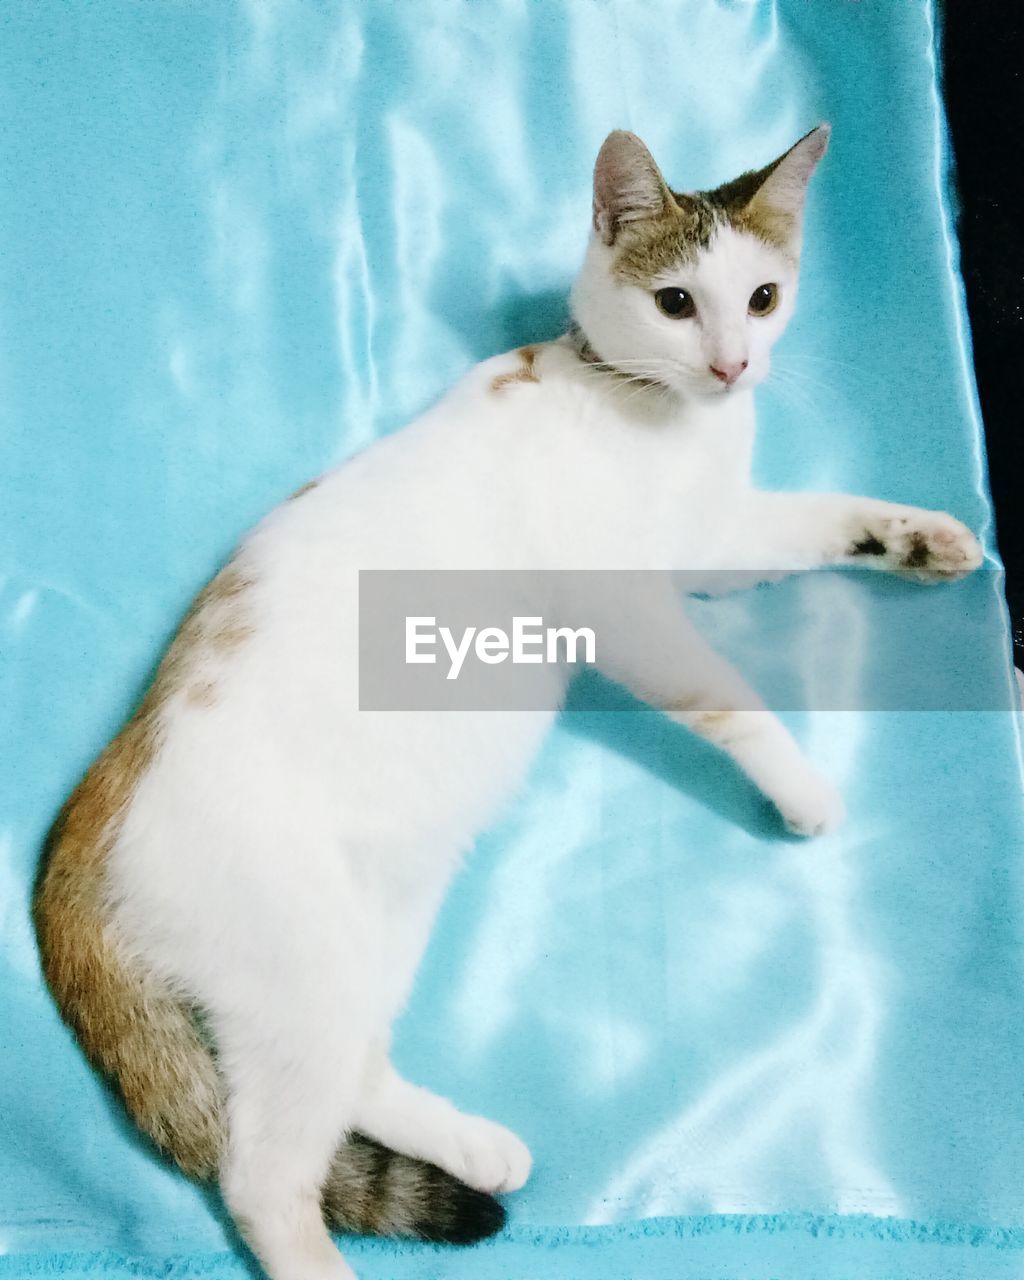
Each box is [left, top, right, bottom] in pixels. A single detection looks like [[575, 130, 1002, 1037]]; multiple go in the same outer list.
[[725, 124, 830, 245]]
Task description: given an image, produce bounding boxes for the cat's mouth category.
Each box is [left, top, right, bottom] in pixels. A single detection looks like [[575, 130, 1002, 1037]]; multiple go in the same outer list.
[[710, 377, 741, 395]]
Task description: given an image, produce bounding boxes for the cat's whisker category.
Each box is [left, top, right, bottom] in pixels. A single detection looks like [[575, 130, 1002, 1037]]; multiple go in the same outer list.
[[770, 366, 833, 399], [618, 380, 670, 409], [763, 372, 822, 421], [576, 364, 673, 393], [779, 354, 882, 389], [785, 352, 874, 373], [578, 369, 665, 391], [582, 363, 676, 382]]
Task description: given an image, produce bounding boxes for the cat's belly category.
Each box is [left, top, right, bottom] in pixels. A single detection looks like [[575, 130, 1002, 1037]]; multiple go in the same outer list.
[[108, 690, 558, 1023], [337, 707, 557, 854]]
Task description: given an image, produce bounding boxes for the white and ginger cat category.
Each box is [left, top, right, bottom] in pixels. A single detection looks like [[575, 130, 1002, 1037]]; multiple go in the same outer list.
[[35, 126, 982, 1280]]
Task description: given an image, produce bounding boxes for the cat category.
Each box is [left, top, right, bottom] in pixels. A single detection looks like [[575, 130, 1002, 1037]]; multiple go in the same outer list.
[[34, 125, 982, 1280]]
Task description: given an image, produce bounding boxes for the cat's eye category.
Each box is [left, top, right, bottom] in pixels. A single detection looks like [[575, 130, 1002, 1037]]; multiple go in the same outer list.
[[655, 287, 696, 319], [748, 283, 779, 316]]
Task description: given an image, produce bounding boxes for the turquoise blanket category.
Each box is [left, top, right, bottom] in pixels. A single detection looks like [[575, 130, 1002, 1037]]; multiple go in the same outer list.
[[3, 2, 1023, 1277]]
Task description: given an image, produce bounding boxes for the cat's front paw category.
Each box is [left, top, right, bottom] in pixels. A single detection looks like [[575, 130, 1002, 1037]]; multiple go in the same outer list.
[[850, 509, 982, 583], [773, 768, 846, 838]]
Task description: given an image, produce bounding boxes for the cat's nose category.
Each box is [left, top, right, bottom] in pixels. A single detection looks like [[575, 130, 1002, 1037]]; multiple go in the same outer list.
[[710, 360, 748, 385]]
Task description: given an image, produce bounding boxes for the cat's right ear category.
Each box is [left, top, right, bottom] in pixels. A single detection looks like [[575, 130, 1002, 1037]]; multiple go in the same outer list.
[[593, 131, 674, 246]]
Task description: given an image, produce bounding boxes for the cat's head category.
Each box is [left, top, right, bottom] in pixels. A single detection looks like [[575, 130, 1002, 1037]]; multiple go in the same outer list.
[[570, 126, 829, 398]]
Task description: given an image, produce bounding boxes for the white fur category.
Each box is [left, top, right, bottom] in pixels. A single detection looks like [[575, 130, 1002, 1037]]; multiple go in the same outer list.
[[107, 197, 981, 1280]]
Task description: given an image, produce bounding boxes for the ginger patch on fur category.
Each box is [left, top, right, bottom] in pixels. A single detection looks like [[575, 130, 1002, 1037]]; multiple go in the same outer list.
[[692, 709, 735, 732], [490, 347, 541, 392], [32, 557, 257, 1179]]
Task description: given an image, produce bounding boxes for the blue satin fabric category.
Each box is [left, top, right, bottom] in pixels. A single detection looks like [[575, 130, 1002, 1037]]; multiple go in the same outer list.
[[2, 2, 1023, 1277]]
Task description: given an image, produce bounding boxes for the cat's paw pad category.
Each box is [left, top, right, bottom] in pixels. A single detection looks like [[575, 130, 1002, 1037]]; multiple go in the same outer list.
[[439, 1115, 532, 1194], [774, 770, 846, 837], [853, 510, 982, 582]]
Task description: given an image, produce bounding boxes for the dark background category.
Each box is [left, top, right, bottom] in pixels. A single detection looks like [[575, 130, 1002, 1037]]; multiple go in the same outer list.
[[943, 1, 1024, 667]]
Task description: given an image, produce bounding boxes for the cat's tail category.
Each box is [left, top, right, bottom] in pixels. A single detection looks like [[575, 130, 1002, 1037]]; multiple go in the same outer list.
[[323, 1135, 505, 1244], [33, 744, 504, 1247]]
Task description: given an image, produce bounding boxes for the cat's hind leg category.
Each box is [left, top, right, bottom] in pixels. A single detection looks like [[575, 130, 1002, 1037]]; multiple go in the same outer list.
[[218, 1022, 366, 1280], [353, 1046, 532, 1195]]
